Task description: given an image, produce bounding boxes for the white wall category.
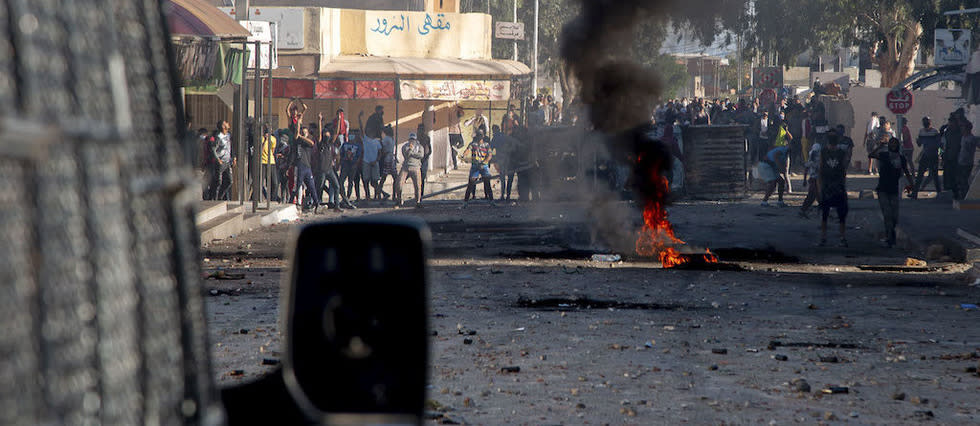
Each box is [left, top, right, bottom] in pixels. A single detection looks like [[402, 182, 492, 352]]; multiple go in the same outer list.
[[841, 87, 961, 170]]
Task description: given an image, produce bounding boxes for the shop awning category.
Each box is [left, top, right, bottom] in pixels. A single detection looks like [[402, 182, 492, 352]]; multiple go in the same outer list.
[[317, 55, 531, 80], [165, 0, 250, 39]]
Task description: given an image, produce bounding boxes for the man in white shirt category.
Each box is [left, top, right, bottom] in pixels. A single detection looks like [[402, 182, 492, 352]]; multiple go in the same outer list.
[[464, 109, 489, 136]]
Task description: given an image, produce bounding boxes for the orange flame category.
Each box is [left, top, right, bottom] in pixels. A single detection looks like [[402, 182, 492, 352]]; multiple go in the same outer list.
[[634, 158, 718, 268]]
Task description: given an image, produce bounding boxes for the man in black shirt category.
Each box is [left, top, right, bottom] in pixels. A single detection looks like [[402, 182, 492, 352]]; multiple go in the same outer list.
[[363, 105, 385, 140], [870, 137, 914, 248], [294, 126, 319, 212], [942, 113, 962, 197], [818, 134, 850, 247]]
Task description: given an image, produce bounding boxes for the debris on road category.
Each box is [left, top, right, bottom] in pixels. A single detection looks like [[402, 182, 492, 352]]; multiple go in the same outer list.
[[822, 386, 849, 394], [261, 358, 280, 366], [773, 354, 788, 361], [905, 257, 927, 267], [208, 270, 246, 280], [591, 254, 621, 262], [790, 378, 811, 393], [500, 366, 521, 373], [711, 348, 728, 354]]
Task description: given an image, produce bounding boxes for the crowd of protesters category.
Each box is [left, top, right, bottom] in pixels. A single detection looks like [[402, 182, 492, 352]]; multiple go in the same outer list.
[[194, 87, 975, 241], [653, 90, 976, 248]]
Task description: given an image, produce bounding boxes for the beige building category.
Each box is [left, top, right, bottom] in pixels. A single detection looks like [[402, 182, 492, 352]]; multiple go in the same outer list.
[[187, 1, 530, 172]]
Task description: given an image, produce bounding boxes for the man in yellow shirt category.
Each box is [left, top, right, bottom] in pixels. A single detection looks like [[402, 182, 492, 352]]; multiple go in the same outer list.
[[260, 126, 279, 201]]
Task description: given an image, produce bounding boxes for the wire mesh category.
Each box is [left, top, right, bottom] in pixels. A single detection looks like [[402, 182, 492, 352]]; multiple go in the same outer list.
[[0, 0, 221, 424]]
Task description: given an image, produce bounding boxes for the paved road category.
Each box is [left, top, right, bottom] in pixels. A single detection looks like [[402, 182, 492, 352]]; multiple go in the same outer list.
[[200, 172, 980, 424]]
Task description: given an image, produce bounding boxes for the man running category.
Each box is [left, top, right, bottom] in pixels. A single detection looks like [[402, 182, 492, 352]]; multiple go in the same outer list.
[[818, 134, 849, 247]]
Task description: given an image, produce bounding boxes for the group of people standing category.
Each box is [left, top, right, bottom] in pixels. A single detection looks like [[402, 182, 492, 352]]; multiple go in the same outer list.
[[201, 99, 432, 211], [657, 93, 977, 249]]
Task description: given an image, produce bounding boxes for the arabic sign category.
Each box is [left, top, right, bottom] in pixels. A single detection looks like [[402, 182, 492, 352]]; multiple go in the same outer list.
[[752, 67, 783, 89], [886, 88, 913, 114], [368, 12, 452, 37], [365, 11, 471, 59], [935, 29, 971, 66], [495, 22, 525, 40], [219, 7, 305, 49], [400, 80, 510, 101]]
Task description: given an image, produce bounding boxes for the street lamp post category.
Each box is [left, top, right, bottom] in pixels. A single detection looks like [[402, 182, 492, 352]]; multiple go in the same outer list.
[[533, 0, 538, 95]]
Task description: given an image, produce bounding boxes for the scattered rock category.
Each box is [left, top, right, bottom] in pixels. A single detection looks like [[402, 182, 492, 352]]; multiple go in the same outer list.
[[822, 386, 849, 394], [500, 366, 520, 373], [909, 396, 929, 405], [823, 411, 838, 420], [239, 328, 249, 335], [261, 358, 280, 366], [575, 403, 586, 409], [462, 338, 473, 345], [848, 411, 859, 418], [891, 392, 906, 401], [228, 370, 244, 377], [790, 379, 811, 393], [773, 354, 788, 361], [620, 407, 636, 417], [913, 410, 934, 419], [711, 348, 728, 355], [819, 355, 839, 363], [708, 364, 719, 371]]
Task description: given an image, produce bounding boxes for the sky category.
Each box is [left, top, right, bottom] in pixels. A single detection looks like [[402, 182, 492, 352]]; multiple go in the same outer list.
[[659, 28, 737, 58]]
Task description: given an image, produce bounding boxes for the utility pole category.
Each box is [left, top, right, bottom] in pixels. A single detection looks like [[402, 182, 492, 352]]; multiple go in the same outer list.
[[513, 0, 518, 61], [533, 0, 538, 95], [736, 32, 742, 93]]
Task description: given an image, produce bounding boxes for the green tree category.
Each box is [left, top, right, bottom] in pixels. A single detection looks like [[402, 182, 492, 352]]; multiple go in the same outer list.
[[741, 0, 975, 87]]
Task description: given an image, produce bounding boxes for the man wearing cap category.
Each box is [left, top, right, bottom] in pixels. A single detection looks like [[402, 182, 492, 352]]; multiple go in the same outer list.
[[396, 133, 426, 208], [460, 133, 495, 208]]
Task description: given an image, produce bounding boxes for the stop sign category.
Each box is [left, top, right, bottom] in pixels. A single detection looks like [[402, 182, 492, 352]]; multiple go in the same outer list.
[[886, 88, 914, 114]]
